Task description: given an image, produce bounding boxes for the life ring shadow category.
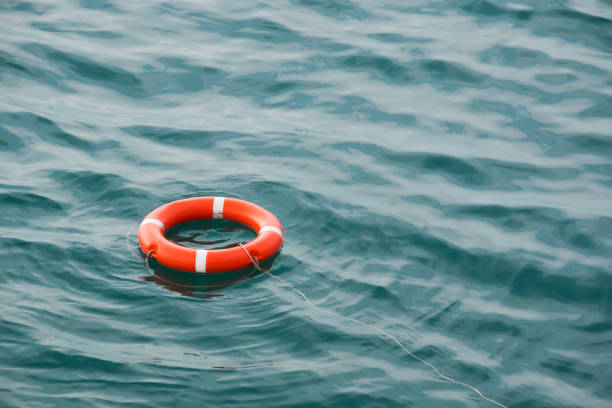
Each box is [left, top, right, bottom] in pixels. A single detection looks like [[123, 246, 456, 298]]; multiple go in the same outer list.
[[141, 249, 280, 298]]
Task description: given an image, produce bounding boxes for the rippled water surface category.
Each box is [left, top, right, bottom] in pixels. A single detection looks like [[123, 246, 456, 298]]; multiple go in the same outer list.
[[2, 1, 612, 407]]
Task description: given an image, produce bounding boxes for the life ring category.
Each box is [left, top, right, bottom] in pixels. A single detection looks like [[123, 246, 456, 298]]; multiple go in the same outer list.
[[138, 197, 283, 273]]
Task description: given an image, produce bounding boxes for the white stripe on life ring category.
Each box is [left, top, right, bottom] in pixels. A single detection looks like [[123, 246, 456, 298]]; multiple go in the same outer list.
[[195, 249, 208, 273], [212, 197, 225, 219], [259, 226, 283, 239], [140, 218, 165, 232]]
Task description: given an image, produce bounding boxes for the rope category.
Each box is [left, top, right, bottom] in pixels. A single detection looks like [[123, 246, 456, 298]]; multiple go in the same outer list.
[[126, 221, 156, 273], [126, 220, 142, 258], [145, 250, 156, 271], [238, 244, 508, 408]]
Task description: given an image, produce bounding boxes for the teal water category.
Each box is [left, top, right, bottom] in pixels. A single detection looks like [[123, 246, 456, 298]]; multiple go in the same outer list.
[[1, 1, 612, 407]]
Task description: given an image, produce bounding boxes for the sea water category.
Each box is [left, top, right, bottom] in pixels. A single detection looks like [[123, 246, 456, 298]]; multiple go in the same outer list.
[[1, 1, 611, 407]]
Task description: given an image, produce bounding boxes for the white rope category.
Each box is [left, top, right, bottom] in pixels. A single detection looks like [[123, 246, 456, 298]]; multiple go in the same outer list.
[[144, 250, 156, 272], [238, 244, 508, 408], [126, 220, 142, 258], [126, 220, 159, 274]]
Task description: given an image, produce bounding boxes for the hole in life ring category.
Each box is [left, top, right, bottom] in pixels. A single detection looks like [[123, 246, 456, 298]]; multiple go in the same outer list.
[[165, 219, 256, 250]]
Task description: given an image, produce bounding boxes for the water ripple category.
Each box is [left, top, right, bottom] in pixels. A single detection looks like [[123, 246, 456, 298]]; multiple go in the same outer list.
[[1, 0, 611, 407]]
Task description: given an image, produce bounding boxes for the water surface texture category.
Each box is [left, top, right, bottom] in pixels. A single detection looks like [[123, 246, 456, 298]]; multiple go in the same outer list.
[[2, 1, 612, 407]]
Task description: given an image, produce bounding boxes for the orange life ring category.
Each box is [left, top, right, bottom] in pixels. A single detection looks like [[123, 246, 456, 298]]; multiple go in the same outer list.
[[138, 197, 283, 273]]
